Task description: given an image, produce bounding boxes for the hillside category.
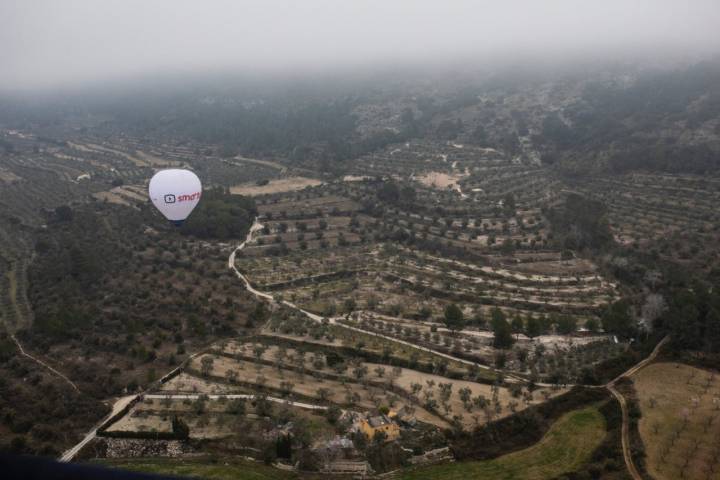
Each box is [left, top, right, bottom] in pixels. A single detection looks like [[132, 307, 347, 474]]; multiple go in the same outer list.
[[0, 61, 719, 478]]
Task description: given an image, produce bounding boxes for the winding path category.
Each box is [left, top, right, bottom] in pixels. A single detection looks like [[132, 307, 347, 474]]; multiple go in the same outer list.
[[228, 220, 274, 302], [607, 387, 639, 480], [12, 334, 80, 393], [606, 335, 669, 480]]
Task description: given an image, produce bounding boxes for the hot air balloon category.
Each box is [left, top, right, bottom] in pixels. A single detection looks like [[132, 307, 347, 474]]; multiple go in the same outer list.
[[148, 169, 202, 226]]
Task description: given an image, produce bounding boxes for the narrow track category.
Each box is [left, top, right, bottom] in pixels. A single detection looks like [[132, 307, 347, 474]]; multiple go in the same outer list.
[[12, 334, 80, 393], [606, 335, 669, 480]]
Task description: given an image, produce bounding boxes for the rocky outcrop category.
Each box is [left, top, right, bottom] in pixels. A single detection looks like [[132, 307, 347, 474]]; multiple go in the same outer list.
[[103, 438, 192, 458]]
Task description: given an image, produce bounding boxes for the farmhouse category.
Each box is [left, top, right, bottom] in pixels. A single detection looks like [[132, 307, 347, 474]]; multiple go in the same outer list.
[[358, 415, 400, 442]]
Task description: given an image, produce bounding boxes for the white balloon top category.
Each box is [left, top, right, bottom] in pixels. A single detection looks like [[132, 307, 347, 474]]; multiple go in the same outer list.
[[148, 169, 202, 224]]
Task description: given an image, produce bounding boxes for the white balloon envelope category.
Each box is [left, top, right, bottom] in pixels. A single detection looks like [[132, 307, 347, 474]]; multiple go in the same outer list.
[[148, 169, 202, 225]]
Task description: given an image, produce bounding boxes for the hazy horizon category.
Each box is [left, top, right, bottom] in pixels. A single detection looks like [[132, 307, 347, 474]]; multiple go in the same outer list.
[[2, 0, 720, 92]]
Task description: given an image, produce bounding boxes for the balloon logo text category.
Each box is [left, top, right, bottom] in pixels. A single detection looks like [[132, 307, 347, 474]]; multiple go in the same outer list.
[[177, 192, 201, 202]]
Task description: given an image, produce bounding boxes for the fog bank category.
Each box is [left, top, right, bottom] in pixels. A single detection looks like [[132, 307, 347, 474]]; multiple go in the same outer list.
[[2, 0, 719, 90]]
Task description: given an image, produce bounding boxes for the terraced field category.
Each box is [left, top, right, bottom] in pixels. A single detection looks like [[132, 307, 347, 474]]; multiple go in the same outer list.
[[1, 128, 627, 470], [199, 339, 563, 429], [237, 191, 616, 322], [107, 395, 335, 441], [580, 173, 720, 274], [0, 146, 113, 331], [231, 140, 620, 387], [349, 139, 561, 211], [99, 321, 566, 447], [4, 57, 720, 478]]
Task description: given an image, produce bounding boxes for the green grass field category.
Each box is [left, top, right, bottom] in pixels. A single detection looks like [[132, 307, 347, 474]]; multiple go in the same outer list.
[[400, 406, 606, 480], [97, 457, 302, 480]]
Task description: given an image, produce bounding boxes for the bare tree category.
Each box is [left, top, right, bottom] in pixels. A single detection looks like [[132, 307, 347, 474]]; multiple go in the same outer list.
[[318, 387, 331, 402], [200, 356, 214, 377], [225, 369, 238, 384], [279, 380, 295, 397], [438, 382, 453, 403], [410, 382, 422, 399]]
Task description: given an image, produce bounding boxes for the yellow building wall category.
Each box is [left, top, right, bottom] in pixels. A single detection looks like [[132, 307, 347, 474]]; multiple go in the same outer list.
[[359, 420, 400, 441]]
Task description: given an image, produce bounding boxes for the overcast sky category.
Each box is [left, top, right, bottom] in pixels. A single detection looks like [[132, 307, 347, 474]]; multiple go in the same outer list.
[[2, 0, 719, 91]]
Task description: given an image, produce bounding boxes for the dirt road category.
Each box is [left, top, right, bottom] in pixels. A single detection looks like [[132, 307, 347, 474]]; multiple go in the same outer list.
[[12, 334, 80, 393], [607, 385, 640, 480], [59, 395, 135, 462], [609, 336, 669, 385], [606, 335, 669, 480], [228, 220, 275, 302]]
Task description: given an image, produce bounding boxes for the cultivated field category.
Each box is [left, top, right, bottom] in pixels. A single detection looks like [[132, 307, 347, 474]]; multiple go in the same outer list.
[[203, 339, 564, 429], [233, 177, 620, 384], [581, 173, 720, 276], [634, 362, 720, 480], [108, 396, 335, 441], [231, 177, 323, 196]]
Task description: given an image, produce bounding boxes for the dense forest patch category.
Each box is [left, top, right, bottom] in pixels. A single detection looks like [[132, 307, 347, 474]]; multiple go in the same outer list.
[[179, 188, 256, 239], [24, 201, 259, 398]]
